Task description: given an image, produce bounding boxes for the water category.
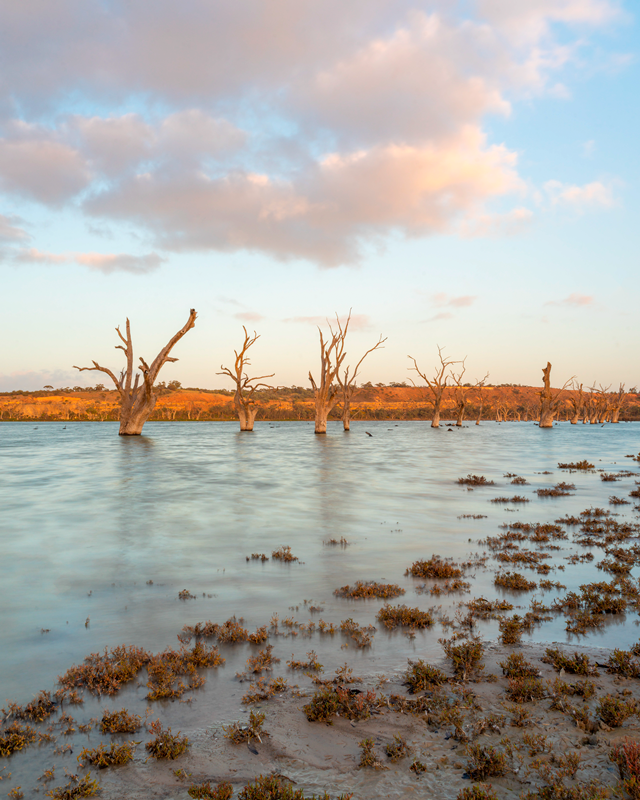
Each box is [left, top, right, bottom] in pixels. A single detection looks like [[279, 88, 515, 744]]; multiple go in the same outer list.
[[1, 420, 639, 792]]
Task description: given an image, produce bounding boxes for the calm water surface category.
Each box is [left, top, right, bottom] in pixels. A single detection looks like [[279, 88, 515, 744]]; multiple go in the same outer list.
[[1, 419, 639, 708]]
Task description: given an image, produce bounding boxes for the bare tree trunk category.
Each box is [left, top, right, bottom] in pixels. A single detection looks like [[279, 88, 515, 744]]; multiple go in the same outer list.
[[75, 310, 197, 435], [219, 327, 274, 432], [408, 346, 462, 430], [539, 363, 554, 428], [309, 315, 349, 435]]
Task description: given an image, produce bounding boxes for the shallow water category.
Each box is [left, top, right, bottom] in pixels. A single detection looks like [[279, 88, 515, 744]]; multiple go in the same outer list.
[[1, 420, 639, 792]]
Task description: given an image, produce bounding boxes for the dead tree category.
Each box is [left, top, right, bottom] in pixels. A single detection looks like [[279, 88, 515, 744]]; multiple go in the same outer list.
[[308, 314, 349, 434], [610, 384, 626, 423], [408, 346, 461, 428], [472, 374, 490, 425], [451, 360, 468, 427], [74, 309, 197, 435], [538, 362, 572, 428], [337, 333, 387, 431], [218, 327, 274, 431], [569, 381, 584, 424]]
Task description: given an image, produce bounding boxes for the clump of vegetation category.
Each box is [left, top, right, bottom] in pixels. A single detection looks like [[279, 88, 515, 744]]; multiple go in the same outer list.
[[272, 546, 298, 562], [237, 774, 353, 800], [338, 618, 376, 647], [457, 788, 499, 800], [250, 553, 269, 561], [439, 637, 484, 681], [188, 782, 234, 800], [558, 461, 594, 471], [491, 495, 529, 503], [100, 708, 141, 734], [58, 644, 149, 696], [145, 719, 189, 759], [465, 744, 507, 779], [324, 537, 349, 546], [548, 677, 596, 702], [359, 737, 387, 769], [241, 676, 288, 704], [376, 604, 434, 629], [500, 653, 539, 678], [146, 641, 224, 700], [466, 598, 514, 619], [214, 617, 249, 643], [44, 776, 100, 798], [499, 615, 525, 644], [78, 741, 137, 768], [0, 722, 36, 756], [410, 758, 427, 774], [403, 659, 448, 692], [405, 556, 464, 579], [245, 644, 280, 674], [425, 578, 471, 595], [2, 691, 57, 723], [596, 695, 637, 728], [505, 677, 545, 704], [334, 581, 404, 599], [179, 589, 197, 599], [224, 709, 266, 744], [542, 648, 599, 676], [303, 686, 381, 723], [494, 572, 537, 591], [605, 649, 640, 678], [610, 738, 640, 799], [458, 475, 495, 486], [287, 651, 323, 671], [182, 620, 218, 638], [386, 734, 412, 762]]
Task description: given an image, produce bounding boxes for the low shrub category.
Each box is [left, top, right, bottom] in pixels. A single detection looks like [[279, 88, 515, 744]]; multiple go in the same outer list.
[[465, 743, 507, 779], [405, 556, 464, 579], [334, 581, 404, 599], [377, 604, 434, 629], [403, 659, 448, 692], [596, 695, 637, 728]]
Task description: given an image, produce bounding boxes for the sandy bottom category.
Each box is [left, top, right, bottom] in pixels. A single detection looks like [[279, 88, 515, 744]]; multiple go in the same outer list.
[[54, 640, 638, 800]]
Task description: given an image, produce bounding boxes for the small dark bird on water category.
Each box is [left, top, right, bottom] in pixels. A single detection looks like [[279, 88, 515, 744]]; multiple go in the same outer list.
[[365, 431, 372, 437]]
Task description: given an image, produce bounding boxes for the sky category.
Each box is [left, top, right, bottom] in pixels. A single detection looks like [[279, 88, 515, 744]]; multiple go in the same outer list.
[[1, 0, 638, 392]]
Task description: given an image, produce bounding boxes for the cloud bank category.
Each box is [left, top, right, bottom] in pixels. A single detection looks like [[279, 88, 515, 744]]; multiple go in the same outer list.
[[0, 0, 624, 268]]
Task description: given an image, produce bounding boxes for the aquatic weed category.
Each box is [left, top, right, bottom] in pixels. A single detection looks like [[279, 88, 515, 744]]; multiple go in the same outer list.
[[78, 741, 137, 768], [458, 475, 495, 486], [272, 546, 298, 563], [376, 604, 434, 629], [405, 556, 464, 579], [494, 572, 537, 591], [0, 722, 36, 756], [334, 581, 404, 599]]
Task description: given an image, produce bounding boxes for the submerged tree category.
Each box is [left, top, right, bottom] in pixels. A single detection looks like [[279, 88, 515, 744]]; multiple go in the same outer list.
[[74, 309, 197, 435], [217, 327, 274, 431], [308, 314, 349, 434], [610, 384, 627, 423], [408, 346, 462, 428], [337, 333, 387, 431], [568, 381, 584, 424], [538, 362, 572, 428]]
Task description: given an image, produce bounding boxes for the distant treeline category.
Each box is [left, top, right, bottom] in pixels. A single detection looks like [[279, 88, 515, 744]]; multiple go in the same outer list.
[[2, 383, 639, 422]]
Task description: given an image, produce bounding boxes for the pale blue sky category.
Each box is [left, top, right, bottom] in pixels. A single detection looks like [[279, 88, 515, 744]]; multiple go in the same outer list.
[[0, 1, 638, 392]]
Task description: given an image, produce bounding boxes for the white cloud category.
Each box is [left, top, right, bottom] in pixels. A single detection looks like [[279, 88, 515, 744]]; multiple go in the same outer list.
[[545, 179, 615, 208], [0, 213, 29, 241], [545, 292, 595, 307]]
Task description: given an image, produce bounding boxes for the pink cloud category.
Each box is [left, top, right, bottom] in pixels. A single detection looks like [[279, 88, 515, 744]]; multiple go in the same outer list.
[[545, 293, 595, 307], [432, 293, 477, 308], [234, 311, 265, 323], [13, 248, 164, 274], [285, 313, 371, 330]]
